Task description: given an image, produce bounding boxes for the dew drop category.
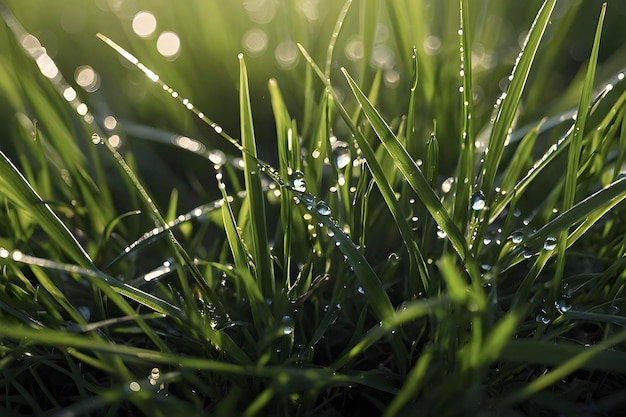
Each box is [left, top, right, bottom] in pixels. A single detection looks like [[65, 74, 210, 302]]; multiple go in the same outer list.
[[315, 201, 331, 216], [332, 141, 352, 169], [300, 193, 316, 209], [470, 190, 486, 211], [555, 296, 572, 314], [509, 230, 524, 244], [290, 170, 306, 192], [11, 250, 23, 261], [281, 315, 294, 335], [91, 133, 102, 145], [521, 247, 533, 259], [535, 312, 551, 325], [543, 236, 557, 251], [441, 177, 455, 193], [436, 227, 447, 239]]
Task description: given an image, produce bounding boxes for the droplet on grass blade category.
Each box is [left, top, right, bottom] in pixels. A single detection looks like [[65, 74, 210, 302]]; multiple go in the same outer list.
[[332, 141, 352, 169], [509, 230, 524, 244], [289, 170, 306, 192], [470, 190, 486, 211], [315, 201, 331, 216], [543, 236, 557, 251], [555, 296, 572, 314]]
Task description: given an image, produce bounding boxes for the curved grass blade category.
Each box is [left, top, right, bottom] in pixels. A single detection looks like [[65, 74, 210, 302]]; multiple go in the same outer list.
[[0, 150, 94, 267], [331, 296, 451, 371], [107, 199, 231, 267], [0, 248, 183, 319], [341, 67, 480, 283], [325, 0, 353, 79], [498, 330, 626, 408], [498, 174, 626, 271]]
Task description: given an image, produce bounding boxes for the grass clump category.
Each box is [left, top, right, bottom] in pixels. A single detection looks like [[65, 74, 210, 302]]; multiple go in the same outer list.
[[1, 0, 626, 416]]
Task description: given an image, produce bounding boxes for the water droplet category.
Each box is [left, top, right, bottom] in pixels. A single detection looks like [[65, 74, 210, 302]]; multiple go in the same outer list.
[[298, 193, 315, 209], [509, 230, 524, 244], [315, 201, 331, 216], [543, 236, 557, 251], [436, 227, 447, 239], [290, 170, 306, 192], [441, 177, 454, 193], [357, 286, 365, 295], [535, 312, 551, 325], [11, 250, 23, 261], [91, 133, 102, 144], [281, 316, 294, 335], [521, 247, 533, 259], [555, 296, 572, 314], [332, 141, 352, 169], [470, 190, 486, 211]]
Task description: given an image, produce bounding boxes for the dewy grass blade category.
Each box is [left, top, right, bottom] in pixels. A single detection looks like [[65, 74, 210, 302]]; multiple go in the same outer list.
[[217, 175, 269, 328], [406, 46, 419, 156], [476, 0, 556, 245], [268, 78, 295, 289], [498, 174, 626, 270], [0, 150, 93, 267], [0, 249, 183, 319], [324, 0, 353, 79], [553, 3, 607, 299], [341, 68, 480, 283], [239, 54, 275, 298], [453, 0, 475, 229]]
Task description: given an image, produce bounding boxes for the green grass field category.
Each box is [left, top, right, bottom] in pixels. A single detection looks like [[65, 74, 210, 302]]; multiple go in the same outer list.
[[1, 1, 626, 416]]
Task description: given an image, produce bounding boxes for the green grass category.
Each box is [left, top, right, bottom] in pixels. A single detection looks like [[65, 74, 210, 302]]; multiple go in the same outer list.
[[1, 0, 626, 416]]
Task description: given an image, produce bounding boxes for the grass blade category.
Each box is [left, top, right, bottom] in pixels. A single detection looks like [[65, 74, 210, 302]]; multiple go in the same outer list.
[[238, 54, 275, 298], [553, 3, 607, 299], [0, 150, 93, 267]]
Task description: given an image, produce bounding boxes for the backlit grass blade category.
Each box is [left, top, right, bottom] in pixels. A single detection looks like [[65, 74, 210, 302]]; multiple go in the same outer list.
[[218, 176, 269, 328], [0, 150, 93, 267], [452, 0, 475, 228], [239, 54, 275, 298], [0, 249, 183, 319], [325, 0, 353, 79], [498, 174, 626, 270], [341, 67, 480, 283], [480, 0, 556, 199], [553, 3, 606, 299], [405, 46, 419, 156]]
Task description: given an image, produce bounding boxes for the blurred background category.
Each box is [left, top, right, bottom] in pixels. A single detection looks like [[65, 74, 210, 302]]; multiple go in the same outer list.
[[1, 0, 625, 209]]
